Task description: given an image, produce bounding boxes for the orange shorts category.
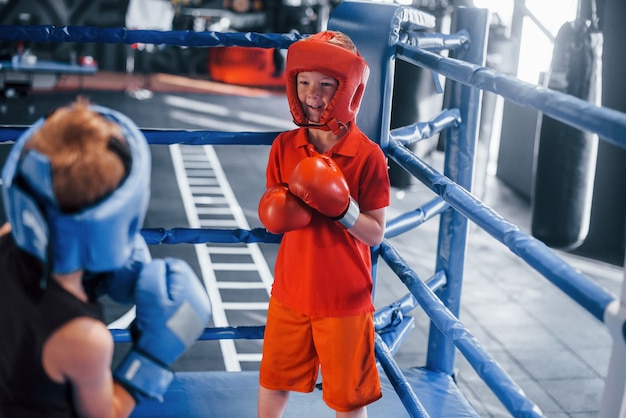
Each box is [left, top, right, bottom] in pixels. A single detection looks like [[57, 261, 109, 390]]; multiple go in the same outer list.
[[259, 298, 382, 412]]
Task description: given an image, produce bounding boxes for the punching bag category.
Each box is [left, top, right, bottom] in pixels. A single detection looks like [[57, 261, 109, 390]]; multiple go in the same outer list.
[[531, 0, 603, 250]]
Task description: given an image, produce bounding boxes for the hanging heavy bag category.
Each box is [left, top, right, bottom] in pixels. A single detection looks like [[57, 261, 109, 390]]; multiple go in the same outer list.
[[531, 0, 602, 250]]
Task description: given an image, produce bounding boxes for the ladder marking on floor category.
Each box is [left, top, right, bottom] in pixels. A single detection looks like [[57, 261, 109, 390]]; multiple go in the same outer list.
[[206, 247, 251, 254], [194, 196, 228, 205], [202, 145, 275, 290], [170, 144, 241, 371], [185, 169, 215, 176], [212, 263, 259, 271], [217, 282, 269, 289], [196, 207, 236, 215], [183, 156, 213, 162], [171, 143, 273, 372], [190, 186, 224, 194], [187, 176, 218, 184], [237, 353, 263, 362], [185, 161, 215, 169], [222, 302, 270, 310]]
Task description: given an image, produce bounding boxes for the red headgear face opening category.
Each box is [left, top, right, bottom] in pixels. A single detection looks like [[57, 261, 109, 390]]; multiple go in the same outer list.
[[285, 32, 370, 133]]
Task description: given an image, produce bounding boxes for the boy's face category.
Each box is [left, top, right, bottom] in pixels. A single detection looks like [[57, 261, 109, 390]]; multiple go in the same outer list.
[[296, 71, 339, 124]]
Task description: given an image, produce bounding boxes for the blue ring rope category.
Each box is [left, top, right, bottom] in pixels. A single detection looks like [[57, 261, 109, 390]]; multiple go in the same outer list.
[[0, 25, 303, 48]]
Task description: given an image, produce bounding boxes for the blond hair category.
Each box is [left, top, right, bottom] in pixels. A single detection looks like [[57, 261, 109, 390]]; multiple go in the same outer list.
[[322, 30, 359, 54], [24, 98, 128, 212]]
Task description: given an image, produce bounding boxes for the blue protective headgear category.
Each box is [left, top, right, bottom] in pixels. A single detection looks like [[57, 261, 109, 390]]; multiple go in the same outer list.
[[1, 105, 151, 276]]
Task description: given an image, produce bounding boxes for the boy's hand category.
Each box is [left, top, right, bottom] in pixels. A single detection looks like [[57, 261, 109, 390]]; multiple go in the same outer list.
[[288, 155, 360, 228], [258, 183, 312, 234]]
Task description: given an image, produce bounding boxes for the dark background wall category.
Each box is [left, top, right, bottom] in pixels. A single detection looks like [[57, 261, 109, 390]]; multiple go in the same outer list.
[[0, 0, 332, 75], [0, 0, 131, 71]]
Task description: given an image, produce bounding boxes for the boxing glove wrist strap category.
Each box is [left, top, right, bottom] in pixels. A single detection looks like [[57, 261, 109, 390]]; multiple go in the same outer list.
[[113, 349, 174, 403], [337, 197, 360, 229]]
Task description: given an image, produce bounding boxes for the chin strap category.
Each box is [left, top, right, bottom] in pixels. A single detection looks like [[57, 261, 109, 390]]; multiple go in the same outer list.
[[294, 118, 348, 136]]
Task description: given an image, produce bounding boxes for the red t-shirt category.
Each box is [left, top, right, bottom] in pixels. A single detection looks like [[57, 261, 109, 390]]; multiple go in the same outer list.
[[265, 125, 390, 317]]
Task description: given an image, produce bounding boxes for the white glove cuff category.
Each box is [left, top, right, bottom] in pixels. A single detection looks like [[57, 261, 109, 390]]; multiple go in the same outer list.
[[339, 197, 360, 229]]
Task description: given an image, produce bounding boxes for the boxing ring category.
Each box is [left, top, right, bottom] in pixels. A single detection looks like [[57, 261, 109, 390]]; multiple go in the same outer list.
[[1, 1, 626, 416]]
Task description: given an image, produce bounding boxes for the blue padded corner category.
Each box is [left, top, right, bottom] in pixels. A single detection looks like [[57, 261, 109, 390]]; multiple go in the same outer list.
[[328, 0, 435, 151], [131, 368, 479, 417]]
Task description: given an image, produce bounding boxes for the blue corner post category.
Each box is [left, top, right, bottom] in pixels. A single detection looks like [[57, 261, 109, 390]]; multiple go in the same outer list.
[[426, 7, 489, 375], [328, 0, 436, 300], [328, 0, 436, 152]]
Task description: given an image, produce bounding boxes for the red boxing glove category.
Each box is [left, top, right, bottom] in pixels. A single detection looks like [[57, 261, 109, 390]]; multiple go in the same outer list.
[[288, 155, 360, 228], [258, 183, 312, 234], [289, 155, 349, 217]]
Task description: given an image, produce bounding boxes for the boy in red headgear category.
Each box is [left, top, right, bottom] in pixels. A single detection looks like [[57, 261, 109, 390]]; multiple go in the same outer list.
[[257, 31, 391, 417]]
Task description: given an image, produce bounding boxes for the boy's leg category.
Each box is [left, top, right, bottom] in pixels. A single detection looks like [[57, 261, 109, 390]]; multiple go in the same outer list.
[[257, 386, 289, 418], [313, 313, 382, 413], [259, 298, 319, 416], [337, 407, 368, 418]]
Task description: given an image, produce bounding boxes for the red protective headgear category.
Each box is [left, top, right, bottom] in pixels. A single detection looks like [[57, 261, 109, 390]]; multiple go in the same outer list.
[[285, 31, 370, 134]]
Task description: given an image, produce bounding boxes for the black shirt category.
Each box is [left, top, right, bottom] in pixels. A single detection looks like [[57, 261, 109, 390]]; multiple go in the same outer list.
[[0, 234, 104, 418]]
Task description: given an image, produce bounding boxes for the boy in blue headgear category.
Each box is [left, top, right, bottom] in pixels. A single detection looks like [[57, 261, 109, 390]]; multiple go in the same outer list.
[[0, 98, 211, 417]]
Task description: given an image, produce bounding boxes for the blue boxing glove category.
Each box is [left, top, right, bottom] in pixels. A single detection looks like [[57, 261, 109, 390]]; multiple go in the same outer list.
[[105, 234, 152, 304], [113, 258, 212, 402]]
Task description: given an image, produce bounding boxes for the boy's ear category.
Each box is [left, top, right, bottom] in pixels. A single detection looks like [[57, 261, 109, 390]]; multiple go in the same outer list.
[[350, 84, 365, 114]]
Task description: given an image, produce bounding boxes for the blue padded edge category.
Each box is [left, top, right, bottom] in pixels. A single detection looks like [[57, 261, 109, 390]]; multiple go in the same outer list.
[[131, 368, 479, 417]]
